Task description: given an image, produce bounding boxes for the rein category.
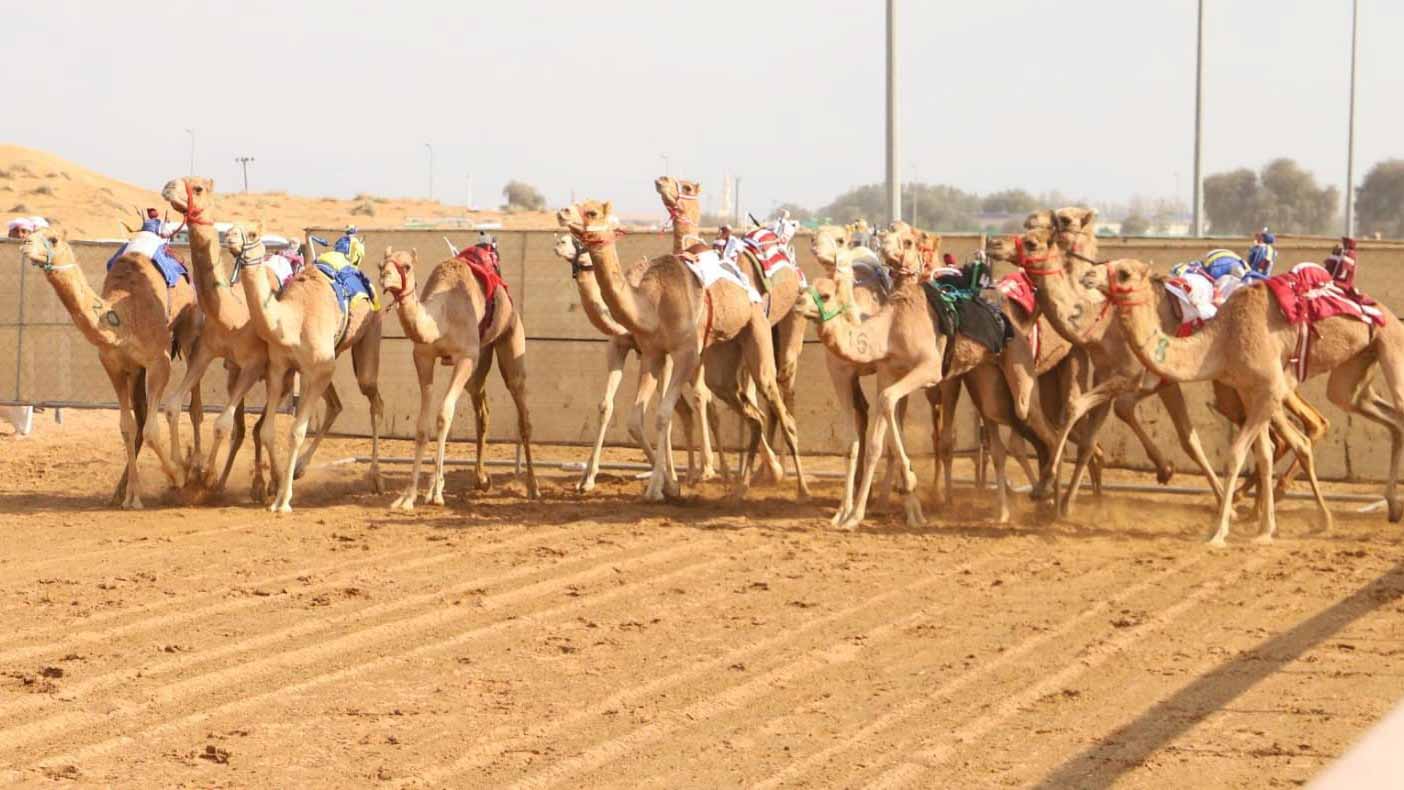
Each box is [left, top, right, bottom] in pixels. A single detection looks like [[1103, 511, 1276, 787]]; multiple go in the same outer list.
[[30, 235, 78, 272], [568, 238, 593, 278], [384, 256, 414, 306], [1012, 236, 1063, 276]]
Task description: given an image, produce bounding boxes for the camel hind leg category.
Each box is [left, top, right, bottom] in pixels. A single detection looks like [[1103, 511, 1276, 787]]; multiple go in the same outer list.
[[467, 349, 497, 493], [496, 317, 539, 499], [350, 319, 385, 494], [581, 339, 629, 493], [1330, 345, 1404, 521], [738, 309, 809, 502], [428, 357, 478, 507], [271, 369, 335, 514]]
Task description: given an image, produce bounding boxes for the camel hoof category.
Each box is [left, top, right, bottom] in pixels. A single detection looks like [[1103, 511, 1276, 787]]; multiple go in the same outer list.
[[835, 517, 862, 532], [576, 478, 595, 494], [269, 502, 292, 515], [829, 510, 847, 527], [123, 499, 144, 511], [431, 493, 446, 506], [368, 472, 384, 495], [1206, 536, 1229, 548], [1390, 500, 1403, 524], [1156, 464, 1175, 485], [250, 479, 267, 503], [1252, 533, 1275, 546], [475, 474, 492, 492], [526, 481, 541, 500]]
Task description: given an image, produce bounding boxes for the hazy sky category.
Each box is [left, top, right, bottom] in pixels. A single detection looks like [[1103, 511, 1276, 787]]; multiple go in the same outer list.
[[5, 1, 1399, 218]]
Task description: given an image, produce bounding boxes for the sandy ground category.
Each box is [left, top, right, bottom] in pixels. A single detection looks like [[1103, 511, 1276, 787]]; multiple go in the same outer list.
[[0, 145, 559, 241], [0, 410, 1401, 788]]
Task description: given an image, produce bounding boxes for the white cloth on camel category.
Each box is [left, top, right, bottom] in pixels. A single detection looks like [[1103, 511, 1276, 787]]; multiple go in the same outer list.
[[122, 231, 166, 260], [681, 248, 762, 304]]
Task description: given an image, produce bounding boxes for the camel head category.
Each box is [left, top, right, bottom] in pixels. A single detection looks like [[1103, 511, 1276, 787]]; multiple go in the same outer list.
[[559, 201, 619, 249], [1053, 206, 1099, 261], [654, 177, 701, 211], [553, 233, 593, 275], [811, 225, 848, 268], [380, 246, 418, 305], [797, 277, 842, 323], [161, 176, 215, 224], [879, 222, 940, 278], [222, 220, 265, 260], [1106, 258, 1153, 307], [18, 225, 73, 271]]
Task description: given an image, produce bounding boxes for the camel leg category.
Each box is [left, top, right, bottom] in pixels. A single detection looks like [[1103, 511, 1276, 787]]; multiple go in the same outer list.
[[826, 361, 864, 526], [259, 364, 290, 504], [466, 353, 495, 493], [104, 364, 143, 509], [1210, 396, 1275, 546], [186, 376, 203, 479], [1327, 352, 1404, 522], [1252, 428, 1279, 544], [643, 349, 693, 505], [157, 339, 217, 477], [986, 418, 1011, 524], [271, 369, 334, 514], [426, 357, 477, 507], [841, 365, 938, 530], [208, 362, 264, 490], [739, 310, 809, 502], [220, 398, 246, 494], [292, 384, 342, 481], [580, 343, 627, 493], [1147, 384, 1223, 505], [350, 321, 385, 494], [391, 350, 438, 512], [932, 378, 961, 507], [629, 351, 664, 470], [882, 393, 925, 528], [1005, 431, 1039, 488], [141, 356, 186, 488], [496, 317, 539, 499], [1108, 393, 1175, 485], [1271, 411, 1332, 533], [1060, 401, 1113, 516]]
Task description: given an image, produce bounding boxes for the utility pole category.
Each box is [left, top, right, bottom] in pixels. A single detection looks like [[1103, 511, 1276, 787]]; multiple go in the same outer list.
[[911, 163, 920, 228], [885, 0, 901, 226], [1345, 0, 1360, 237], [185, 128, 196, 176], [734, 177, 743, 227], [1191, 0, 1205, 237], [424, 143, 435, 201], [234, 156, 255, 194]]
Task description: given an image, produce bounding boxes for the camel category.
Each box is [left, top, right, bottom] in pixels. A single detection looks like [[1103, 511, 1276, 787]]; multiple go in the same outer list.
[[551, 234, 711, 492], [654, 176, 803, 484], [1105, 257, 1404, 543], [1012, 214, 1334, 517], [18, 226, 202, 508], [218, 222, 385, 513], [558, 200, 807, 503], [156, 177, 338, 500], [1008, 212, 1228, 514], [377, 246, 539, 510], [795, 225, 1027, 528]]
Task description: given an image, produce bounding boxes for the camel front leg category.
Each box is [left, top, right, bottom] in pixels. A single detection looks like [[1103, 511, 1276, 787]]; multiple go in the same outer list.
[[986, 417, 1011, 524], [1060, 401, 1113, 516], [390, 351, 438, 512], [1270, 411, 1332, 533], [1156, 383, 1225, 503], [350, 319, 384, 493], [825, 360, 864, 527], [740, 311, 809, 501], [581, 340, 630, 493], [932, 378, 961, 507], [157, 339, 218, 477], [882, 391, 924, 528], [258, 365, 291, 503], [1210, 395, 1275, 546], [208, 362, 265, 490], [646, 348, 695, 502], [464, 352, 495, 493], [840, 364, 939, 530], [428, 357, 477, 506], [105, 365, 143, 509], [629, 352, 664, 470], [1252, 428, 1279, 544], [142, 356, 187, 488], [496, 317, 539, 499], [271, 369, 335, 514], [292, 384, 342, 481]]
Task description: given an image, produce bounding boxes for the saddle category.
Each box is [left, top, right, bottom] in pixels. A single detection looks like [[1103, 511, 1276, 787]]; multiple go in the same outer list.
[[454, 245, 510, 338], [106, 231, 189, 288], [923, 265, 1012, 362], [1264, 262, 1384, 380]]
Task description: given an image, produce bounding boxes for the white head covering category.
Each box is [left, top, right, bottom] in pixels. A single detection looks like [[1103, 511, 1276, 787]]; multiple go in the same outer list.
[[27, 217, 48, 229], [8, 217, 35, 233]]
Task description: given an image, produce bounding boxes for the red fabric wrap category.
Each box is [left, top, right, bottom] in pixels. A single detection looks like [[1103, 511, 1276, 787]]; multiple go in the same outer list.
[[456, 246, 509, 337], [995, 270, 1037, 315], [1264, 265, 1381, 327]]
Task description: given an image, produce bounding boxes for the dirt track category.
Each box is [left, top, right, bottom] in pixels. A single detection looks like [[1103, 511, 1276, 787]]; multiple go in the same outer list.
[[0, 411, 1401, 787]]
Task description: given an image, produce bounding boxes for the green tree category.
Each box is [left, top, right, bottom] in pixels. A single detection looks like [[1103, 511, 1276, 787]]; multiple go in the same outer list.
[[501, 180, 546, 212], [818, 182, 981, 231], [1120, 213, 1151, 236], [1203, 168, 1260, 234], [771, 202, 813, 222], [1204, 160, 1337, 235], [1355, 159, 1404, 239]]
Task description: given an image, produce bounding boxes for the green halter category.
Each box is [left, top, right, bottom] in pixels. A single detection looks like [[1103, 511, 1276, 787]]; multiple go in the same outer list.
[[806, 286, 843, 323]]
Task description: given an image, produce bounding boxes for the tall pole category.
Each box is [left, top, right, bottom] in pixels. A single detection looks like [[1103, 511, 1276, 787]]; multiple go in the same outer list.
[[734, 177, 743, 227], [424, 143, 434, 201], [234, 156, 254, 194], [885, 0, 901, 225], [1345, 0, 1359, 237], [186, 129, 196, 177], [1191, 0, 1204, 237]]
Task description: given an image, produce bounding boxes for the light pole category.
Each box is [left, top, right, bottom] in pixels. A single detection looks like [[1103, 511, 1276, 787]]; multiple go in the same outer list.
[[185, 128, 196, 176], [1191, 0, 1204, 237], [885, 0, 901, 226], [1345, 0, 1359, 237], [234, 156, 255, 194], [424, 143, 435, 201]]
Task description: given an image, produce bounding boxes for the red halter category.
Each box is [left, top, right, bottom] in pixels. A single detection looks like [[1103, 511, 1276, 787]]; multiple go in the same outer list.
[[183, 180, 213, 226], [1013, 236, 1062, 276]]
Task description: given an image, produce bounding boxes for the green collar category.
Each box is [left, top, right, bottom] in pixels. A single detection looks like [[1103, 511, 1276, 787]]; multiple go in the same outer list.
[[807, 286, 843, 323]]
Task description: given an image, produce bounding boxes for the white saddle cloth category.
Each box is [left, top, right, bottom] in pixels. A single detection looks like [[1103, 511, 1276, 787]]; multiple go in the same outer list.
[[123, 231, 165, 260], [266, 254, 296, 287], [682, 249, 762, 304], [1164, 270, 1218, 328]]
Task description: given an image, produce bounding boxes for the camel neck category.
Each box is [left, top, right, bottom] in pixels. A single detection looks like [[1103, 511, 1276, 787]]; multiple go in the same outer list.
[[238, 254, 286, 343], [390, 279, 443, 346], [815, 269, 897, 364], [44, 266, 120, 347], [188, 222, 235, 322], [1027, 256, 1109, 346], [1114, 287, 1223, 382], [669, 202, 701, 254], [580, 239, 655, 336], [573, 266, 629, 337]]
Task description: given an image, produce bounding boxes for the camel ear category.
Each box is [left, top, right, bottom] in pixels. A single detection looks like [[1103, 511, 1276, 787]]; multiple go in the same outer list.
[[249, 220, 263, 237], [924, 231, 942, 249], [601, 201, 614, 219], [1080, 208, 1098, 229], [410, 248, 417, 263], [384, 245, 393, 257]]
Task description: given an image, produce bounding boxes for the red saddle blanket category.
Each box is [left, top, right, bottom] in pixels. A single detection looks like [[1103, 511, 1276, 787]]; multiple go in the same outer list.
[[1264, 263, 1383, 380], [455, 246, 509, 336], [995, 270, 1036, 315], [740, 228, 795, 278], [1264, 263, 1382, 327]]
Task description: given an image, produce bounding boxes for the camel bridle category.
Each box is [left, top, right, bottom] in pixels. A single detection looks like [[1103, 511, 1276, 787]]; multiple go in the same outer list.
[[384, 256, 415, 306]]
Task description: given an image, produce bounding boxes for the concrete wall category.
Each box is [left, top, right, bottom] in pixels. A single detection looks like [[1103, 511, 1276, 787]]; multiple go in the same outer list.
[[5, 231, 1404, 481]]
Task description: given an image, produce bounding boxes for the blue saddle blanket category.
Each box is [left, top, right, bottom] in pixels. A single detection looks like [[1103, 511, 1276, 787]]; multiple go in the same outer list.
[[106, 231, 188, 288], [314, 262, 377, 314]]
